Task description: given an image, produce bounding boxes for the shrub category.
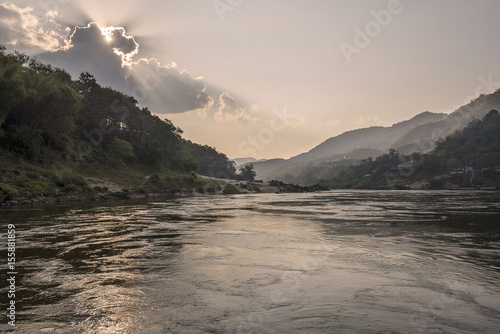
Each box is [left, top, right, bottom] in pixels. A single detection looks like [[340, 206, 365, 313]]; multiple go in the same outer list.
[[149, 174, 162, 184], [222, 184, 240, 195], [0, 183, 19, 200]]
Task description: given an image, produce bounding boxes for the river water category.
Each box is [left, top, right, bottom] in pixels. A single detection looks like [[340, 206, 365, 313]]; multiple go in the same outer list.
[[1, 190, 500, 333]]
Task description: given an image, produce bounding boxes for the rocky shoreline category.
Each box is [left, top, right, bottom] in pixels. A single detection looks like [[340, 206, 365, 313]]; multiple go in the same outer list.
[[0, 176, 322, 207]]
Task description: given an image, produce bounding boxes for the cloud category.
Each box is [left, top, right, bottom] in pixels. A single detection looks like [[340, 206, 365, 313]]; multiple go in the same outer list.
[[127, 58, 214, 114], [0, 3, 65, 52], [0, 8, 241, 116], [214, 92, 251, 122], [62, 23, 139, 66], [39, 22, 214, 114], [219, 92, 239, 114], [42, 22, 127, 90]]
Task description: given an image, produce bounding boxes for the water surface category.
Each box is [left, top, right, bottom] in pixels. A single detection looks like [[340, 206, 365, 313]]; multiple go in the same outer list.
[[1, 190, 500, 333]]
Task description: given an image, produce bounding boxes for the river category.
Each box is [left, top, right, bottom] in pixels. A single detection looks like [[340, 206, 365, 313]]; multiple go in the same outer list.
[[1, 190, 500, 333]]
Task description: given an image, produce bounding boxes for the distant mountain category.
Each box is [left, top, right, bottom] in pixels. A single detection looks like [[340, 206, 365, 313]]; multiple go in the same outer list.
[[394, 90, 500, 154], [253, 89, 500, 182], [288, 111, 447, 164], [249, 158, 288, 180], [231, 157, 262, 166], [264, 148, 385, 185], [322, 109, 500, 190]]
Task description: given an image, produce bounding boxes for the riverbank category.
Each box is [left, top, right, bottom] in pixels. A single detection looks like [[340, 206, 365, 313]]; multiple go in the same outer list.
[[3, 170, 498, 207], [0, 171, 324, 207]]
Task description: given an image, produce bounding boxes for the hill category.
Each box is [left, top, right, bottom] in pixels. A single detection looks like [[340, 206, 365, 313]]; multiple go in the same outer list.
[[253, 90, 500, 183], [290, 111, 447, 163], [231, 157, 267, 166], [0, 47, 238, 203], [263, 148, 384, 185], [394, 90, 500, 154], [322, 110, 500, 190]]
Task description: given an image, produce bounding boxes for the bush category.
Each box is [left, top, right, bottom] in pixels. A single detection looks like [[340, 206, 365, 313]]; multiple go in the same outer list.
[[149, 174, 162, 184], [248, 183, 262, 192], [428, 178, 446, 189], [93, 186, 109, 193], [222, 184, 240, 195], [54, 174, 88, 192], [0, 183, 19, 200], [109, 137, 135, 160], [269, 180, 284, 187]]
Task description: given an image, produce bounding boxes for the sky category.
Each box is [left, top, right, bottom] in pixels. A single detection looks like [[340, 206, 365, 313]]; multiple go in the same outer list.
[[1, 0, 500, 159]]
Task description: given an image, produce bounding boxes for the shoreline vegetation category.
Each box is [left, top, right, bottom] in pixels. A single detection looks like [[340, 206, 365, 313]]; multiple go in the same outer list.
[[0, 173, 498, 207], [0, 166, 325, 207], [0, 47, 248, 206], [1, 47, 499, 207], [0, 47, 322, 207]]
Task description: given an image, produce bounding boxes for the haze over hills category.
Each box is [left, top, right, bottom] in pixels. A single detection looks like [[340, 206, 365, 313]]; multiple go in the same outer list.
[[231, 157, 265, 167], [394, 90, 500, 154], [289, 111, 447, 163], [249, 89, 500, 181]]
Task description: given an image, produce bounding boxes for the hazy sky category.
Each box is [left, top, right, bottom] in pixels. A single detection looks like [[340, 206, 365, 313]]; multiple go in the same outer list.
[[1, 0, 500, 159]]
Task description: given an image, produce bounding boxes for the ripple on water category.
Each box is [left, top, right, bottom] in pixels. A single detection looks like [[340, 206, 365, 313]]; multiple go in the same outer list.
[[1, 191, 499, 333]]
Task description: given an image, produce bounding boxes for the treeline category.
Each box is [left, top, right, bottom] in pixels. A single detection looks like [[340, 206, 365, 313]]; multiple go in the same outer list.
[[0, 46, 235, 178], [428, 109, 500, 169], [322, 149, 422, 189], [322, 110, 500, 189]]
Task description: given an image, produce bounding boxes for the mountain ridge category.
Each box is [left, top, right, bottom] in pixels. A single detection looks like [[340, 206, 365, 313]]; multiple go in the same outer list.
[[249, 90, 500, 181]]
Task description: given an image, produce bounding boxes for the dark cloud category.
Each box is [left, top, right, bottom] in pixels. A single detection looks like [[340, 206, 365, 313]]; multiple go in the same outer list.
[[105, 27, 137, 55], [67, 23, 139, 65], [0, 5, 18, 43], [0, 7, 214, 115], [40, 22, 127, 91], [38, 22, 214, 114], [127, 58, 213, 114]]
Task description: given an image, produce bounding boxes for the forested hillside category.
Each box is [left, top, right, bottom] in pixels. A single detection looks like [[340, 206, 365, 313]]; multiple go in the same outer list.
[[0, 47, 236, 201], [429, 109, 500, 169], [322, 110, 500, 189], [253, 89, 500, 182]]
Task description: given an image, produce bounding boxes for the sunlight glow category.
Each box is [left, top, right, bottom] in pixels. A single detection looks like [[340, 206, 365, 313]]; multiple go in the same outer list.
[[97, 24, 139, 67], [61, 23, 140, 67], [100, 26, 114, 42]]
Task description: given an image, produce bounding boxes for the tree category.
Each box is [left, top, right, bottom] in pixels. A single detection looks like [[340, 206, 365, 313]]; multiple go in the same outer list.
[[109, 137, 135, 161], [76, 72, 98, 94], [239, 164, 256, 181], [1, 50, 81, 158]]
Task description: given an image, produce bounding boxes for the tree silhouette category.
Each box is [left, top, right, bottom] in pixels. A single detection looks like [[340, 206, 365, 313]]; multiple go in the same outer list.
[[239, 164, 256, 181]]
